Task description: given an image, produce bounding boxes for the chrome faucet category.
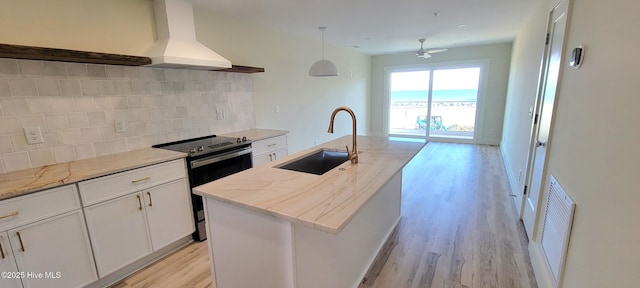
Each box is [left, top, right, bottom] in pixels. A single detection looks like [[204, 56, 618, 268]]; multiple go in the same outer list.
[[328, 106, 358, 164]]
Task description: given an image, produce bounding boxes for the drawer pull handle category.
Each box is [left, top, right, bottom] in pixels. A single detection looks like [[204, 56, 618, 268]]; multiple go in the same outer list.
[[273, 153, 277, 160], [147, 192, 153, 207], [16, 232, 25, 252], [0, 211, 18, 220], [269, 153, 273, 161], [136, 195, 143, 211], [267, 143, 276, 147], [0, 237, 5, 259], [131, 176, 151, 184]]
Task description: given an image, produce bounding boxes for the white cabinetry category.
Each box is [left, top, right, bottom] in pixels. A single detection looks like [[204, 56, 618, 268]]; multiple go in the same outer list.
[[252, 134, 288, 167], [0, 185, 97, 288], [80, 159, 194, 277]]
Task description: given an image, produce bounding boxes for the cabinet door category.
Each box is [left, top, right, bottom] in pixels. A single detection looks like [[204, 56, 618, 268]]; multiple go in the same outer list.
[[272, 147, 288, 161], [145, 179, 194, 250], [9, 210, 97, 288], [252, 152, 272, 167], [0, 232, 21, 288], [84, 193, 152, 277]]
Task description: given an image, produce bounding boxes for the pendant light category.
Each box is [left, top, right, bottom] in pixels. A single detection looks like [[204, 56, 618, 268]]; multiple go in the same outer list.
[[309, 27, 339, 77]]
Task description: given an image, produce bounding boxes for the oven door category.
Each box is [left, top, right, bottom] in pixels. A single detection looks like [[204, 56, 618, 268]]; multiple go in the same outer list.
[[188, 146, 252, 241], [189, 146, 253, 186]]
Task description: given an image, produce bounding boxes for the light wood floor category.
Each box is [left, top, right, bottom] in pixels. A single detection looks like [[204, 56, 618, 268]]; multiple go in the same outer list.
[[112, 142, 537, 288]]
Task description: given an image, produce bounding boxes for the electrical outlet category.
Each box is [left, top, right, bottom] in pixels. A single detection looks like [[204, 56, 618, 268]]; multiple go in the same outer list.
[[216, 108, 223, 120], [223, 109, 229, 120], [115, 120, 127, 133], [275, 105, 280, 113], [24, 127, 44, 145]]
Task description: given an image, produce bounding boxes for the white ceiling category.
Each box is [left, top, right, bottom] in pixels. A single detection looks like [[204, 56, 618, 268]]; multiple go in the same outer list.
[[193, 0, 539, 56]]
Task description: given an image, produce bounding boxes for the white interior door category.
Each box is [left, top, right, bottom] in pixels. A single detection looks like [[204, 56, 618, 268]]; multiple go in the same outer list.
[[522, 0, 569, 238]]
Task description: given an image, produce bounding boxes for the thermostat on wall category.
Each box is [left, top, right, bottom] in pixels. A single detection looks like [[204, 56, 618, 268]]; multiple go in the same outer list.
[[569, 46, 584, 68]]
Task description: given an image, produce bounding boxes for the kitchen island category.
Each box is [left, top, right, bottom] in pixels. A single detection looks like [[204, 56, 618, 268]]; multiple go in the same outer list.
[[193, 135, 425, 288]]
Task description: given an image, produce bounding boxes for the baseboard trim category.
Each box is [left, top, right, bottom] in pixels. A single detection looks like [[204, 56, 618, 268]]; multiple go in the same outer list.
[[529, 241, 556, 288]]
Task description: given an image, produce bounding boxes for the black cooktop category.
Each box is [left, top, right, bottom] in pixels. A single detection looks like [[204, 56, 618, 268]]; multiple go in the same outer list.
[[152, 135, 250, 157]]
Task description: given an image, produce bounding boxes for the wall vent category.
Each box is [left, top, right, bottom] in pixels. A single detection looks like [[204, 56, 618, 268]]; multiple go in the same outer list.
[[541, 175, 575, 287]]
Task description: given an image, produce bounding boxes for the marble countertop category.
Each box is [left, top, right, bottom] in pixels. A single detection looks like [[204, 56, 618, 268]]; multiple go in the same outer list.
[[0, 148, 187, 201], [222, 129, 288, 141], [193, 135, 425, 234]]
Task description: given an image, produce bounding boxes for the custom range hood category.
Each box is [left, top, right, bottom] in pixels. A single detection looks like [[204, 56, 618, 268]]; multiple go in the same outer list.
[[145, 0, 231, 70]]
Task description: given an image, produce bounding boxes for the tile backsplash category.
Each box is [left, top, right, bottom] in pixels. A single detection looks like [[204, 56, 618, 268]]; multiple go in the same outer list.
[[0, 59, 256, 173]]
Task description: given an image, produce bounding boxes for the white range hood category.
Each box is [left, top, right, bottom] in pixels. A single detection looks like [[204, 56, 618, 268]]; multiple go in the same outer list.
[[145, 0, 231, 70]]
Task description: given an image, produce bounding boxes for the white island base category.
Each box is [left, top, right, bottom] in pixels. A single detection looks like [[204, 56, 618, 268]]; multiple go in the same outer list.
[[204, 171, 402, 288]]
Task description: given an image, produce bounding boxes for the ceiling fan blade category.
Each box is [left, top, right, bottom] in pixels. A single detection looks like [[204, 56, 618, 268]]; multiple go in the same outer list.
[[426, 48, 448, 54], [418, 53, 432, 59]]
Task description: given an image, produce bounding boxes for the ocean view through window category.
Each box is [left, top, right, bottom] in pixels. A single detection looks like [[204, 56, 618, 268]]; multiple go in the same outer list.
[[389, 68, 480, 140]]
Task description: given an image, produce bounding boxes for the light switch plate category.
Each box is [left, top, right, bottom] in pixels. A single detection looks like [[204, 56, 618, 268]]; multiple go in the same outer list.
[[115, 120, 127, 133], [24, 127, 44, 144]]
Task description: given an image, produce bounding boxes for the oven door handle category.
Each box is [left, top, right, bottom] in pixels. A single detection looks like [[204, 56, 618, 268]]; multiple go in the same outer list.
[[190, 147, 252, 169]]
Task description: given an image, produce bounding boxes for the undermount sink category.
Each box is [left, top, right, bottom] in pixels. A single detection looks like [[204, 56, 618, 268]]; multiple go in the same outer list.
[[276, 149, 348, 175]]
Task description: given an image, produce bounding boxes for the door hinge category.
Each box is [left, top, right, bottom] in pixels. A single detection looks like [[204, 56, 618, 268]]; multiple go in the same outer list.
[[523, 185, 528, 195], [534, 114, 539, 125], [545, 33, 550, 45]]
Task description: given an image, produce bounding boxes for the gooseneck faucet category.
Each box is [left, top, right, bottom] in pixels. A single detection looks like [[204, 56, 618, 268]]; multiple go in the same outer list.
[[328, 106, 358, 164]]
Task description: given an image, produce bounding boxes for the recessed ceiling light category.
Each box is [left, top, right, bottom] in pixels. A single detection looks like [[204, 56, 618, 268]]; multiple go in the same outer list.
[[351, 45, 361, 48], [457, 24, 468, 28], [364, 37, 372, 41]]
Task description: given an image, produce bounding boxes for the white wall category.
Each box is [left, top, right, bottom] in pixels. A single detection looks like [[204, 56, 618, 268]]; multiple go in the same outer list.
[[194, 9, 371, 153], [370, 43, 512, 145], [502, 0, 640, 287]]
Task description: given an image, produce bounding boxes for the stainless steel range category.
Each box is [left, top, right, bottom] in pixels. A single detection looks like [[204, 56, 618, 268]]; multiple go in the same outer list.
[[153, 135, 252, 241]]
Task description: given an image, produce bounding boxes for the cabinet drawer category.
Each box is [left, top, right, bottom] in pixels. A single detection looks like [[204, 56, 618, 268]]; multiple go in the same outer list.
[[0, 185, 80, 231], [252, 135, 287, 156], [79, 159, 187, 206], [253, 147, 288, 167]]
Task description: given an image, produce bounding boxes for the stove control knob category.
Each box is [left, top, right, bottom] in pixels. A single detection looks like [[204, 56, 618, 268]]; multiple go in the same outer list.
[[236, 137, 242, 143], [189, 148, 197, 154], [197, 146, 205, 152], [242, 136, 248, 142]]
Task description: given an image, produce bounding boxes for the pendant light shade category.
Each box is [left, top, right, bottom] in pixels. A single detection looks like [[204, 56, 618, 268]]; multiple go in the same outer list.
[[309, 27, 339, 77]]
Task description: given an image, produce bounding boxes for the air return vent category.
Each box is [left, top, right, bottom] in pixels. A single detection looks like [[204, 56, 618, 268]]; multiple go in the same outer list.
[[541, 175, 575, 287]]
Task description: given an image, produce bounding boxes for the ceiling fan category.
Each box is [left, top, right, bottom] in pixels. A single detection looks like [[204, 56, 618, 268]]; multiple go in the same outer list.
[[411, 38, 448, 58]]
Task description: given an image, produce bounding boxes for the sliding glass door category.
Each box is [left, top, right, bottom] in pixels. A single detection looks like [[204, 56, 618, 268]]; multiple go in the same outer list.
[[388, 64, 482, 142]]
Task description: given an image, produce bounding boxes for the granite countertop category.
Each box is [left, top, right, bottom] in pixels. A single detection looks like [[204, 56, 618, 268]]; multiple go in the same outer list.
[[193, 135, 425, 234], [222, 129, 289, 141], [0, 148, 187, 201]]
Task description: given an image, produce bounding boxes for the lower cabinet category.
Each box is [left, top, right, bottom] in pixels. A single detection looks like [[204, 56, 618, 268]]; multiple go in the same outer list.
[[84, 178, 194, 277], [251, 134, 288, 167], [0, 207, 97, 288]]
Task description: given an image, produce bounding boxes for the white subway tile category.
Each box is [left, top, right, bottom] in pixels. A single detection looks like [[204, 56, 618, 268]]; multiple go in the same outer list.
[[111, 95, 129, 109], [0, 117, 21, 134], [0, 59, 19, 76], [67, 63, 89, 78], [9, 78, 37, 96], [28, 149, 55, 167], [74, 143, 95, 159], [27, 96, 54, 113], [19, 115, 45, 129], [35, 79, 61, 96], [111, 138, 128, 153], [53, 146, 76, 162], [87, 64, 107, 78], [0, 98, 29, 115], [0, 79, 10, 97], [51, 95, 75, 113], [10, 134, 32, 152], [44, 62, 68, 78], [67, 112, 89, 128], [93, 95, 113, 110], [100, 80, 117, 95], [93, 141, 113, 157], [2, 152, 31, 172], [0, 136, 12, 153], [87, 111, 107, 127], [73, 94, 95, 112], [45, 114, 69, 130], [81, 128, 101, 143], [19, 60, 45, 77], [116, 81, 133, 95], [81, 80, 101, 95], [123, 67, 139, 79], [60, 129, 83, 145], [106, 66, 125, 79], [38, 131, 61, 148], [59, 79, 82, 96]]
